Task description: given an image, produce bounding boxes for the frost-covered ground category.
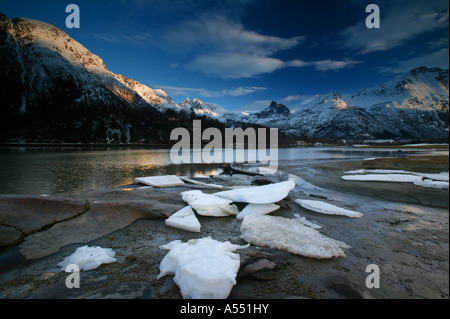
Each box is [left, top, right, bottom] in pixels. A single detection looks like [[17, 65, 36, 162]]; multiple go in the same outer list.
[[0, 154, 448, 299]]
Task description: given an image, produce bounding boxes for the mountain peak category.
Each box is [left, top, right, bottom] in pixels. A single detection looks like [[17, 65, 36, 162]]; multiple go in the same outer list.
[[258, 101, 291, 117]]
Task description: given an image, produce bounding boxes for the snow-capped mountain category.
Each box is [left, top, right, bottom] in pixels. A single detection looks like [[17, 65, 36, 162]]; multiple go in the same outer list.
[[179, 98, 227, 120], [234, 67, 449, 141], [0, 13, 213, 143], [0, 12, 448, 143]]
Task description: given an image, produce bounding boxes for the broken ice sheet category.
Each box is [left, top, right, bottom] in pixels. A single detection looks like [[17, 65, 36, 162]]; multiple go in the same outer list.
[[296, 199, 363, 218], [181, 190, 239, 217], [344, 169, 449, 182], [236, 203, 280, 220], [57, 245, 116, 271], [341, 173, 423, 183], [135, 175, 185, 187], [165, 206, 201, 233], [240, 215, 350, 259], [157, 237, 249, 299], [215, 180, 296, 204], [293, 213, 321, 229]]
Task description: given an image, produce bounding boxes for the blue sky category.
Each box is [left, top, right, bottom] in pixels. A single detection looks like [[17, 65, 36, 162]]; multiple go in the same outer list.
[[1, 0, 449, 112]]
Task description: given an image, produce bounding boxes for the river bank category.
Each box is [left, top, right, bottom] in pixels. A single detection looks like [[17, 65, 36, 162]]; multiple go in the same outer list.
[[0, 154, 448, 299]]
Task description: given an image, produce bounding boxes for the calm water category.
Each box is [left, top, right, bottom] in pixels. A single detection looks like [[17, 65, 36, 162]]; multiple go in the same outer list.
[[0, 146, 447, 196]]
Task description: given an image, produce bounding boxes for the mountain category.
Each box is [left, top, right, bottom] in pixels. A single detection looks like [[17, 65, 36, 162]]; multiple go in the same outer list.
[[255, 101, 291, 118], [179, 98, 227, 120], [233, 67, 449, 142], [0, 13, 216, 143], [0, 12, 448, 144]]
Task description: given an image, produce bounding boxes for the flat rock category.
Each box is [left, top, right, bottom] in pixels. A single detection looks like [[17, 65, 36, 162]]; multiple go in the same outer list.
[[0, 195, 89, 247], [0, 225, 23, 247], [20, 198, 183, 260]]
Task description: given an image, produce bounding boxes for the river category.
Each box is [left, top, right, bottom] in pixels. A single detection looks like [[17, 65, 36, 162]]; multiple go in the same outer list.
[[0, 145, 447, 196]]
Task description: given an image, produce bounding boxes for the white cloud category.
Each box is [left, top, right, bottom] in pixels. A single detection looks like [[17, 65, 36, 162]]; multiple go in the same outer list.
[[340, 0, 449, 54], [158, 14, 357, 78], [187, 53, 361, 78], [93, 32, 153, 45], [379, 48, 449, 74], [159, 15, 304, 56], [311, 59, 362, 71], [187, 53, 286, 78], [153, 84, 266, 98]]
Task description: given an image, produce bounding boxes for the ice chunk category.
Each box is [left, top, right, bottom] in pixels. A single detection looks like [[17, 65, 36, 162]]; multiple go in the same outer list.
[[293, 213, 321, 229], [415, 172, 449, 182], [240, 215, 350, 259], [165, 206, 201, 233], [179, 176, 224, 189], [58, 245, 116, 271], [236, 203, 280, 220], [135, 175, 185, 187], [413, 179, 449, 189], [181, 190, 206, 204], [215, 181, 295, 204], [296, 199, 363, 218], [157, 237, 249, 299], [341, 174, 422, 183], [258, 166, 277, 175], [343, 169, 449, 182], [181, 190, 238, 216], [190, 195, 239, 217]]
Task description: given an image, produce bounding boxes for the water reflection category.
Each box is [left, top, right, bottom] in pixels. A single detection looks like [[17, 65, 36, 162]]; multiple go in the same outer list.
[[0, 146, 446, 196]]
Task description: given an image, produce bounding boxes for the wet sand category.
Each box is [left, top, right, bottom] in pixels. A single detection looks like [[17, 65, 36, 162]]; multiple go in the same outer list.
[[0, 155, 448, 299]]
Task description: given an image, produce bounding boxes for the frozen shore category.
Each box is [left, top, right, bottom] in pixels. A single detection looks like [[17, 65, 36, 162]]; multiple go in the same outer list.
[[0, 156, 448, 299]]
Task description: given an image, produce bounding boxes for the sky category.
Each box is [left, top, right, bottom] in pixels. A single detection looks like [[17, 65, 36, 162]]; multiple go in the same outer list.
[[1, 0, 449, 112]]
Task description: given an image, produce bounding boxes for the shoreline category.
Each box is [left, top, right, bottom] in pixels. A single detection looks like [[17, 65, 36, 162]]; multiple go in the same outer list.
[[0, 155, 448, 299]]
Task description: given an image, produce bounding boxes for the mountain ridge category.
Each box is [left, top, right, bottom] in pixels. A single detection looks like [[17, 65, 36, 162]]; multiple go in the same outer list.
[[0, 12, 448, 144]]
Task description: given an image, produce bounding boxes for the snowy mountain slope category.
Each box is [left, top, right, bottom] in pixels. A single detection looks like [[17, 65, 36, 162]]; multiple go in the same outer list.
[[347, 67, 449, 112], [0, 12, 447, 143], [179, 98, 227, 120], [0, 13, 176, 143], [233, 67, 449, 141], [0, 13, 220, 143]]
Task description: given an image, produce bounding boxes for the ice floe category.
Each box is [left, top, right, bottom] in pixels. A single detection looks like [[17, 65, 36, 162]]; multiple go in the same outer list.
[[413, 179, 449, 189], [292, 213, 321, 229], [165, 206, 201, 233], [181, 190, 206, 204], [343, 169, 449, 182], [296, 199, 363, 218], [135, 175, 185, 187], [342, 173, 422, 183], [58, 245, 116, 271], [215, 181, 296, 204], [181, 190, 238, 216], [179, 176, 225, 189], [157, 237, 249, 299], [236, 203, 280, 220], [342, 169, 449, 188], [240, 215, 350, 259]]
